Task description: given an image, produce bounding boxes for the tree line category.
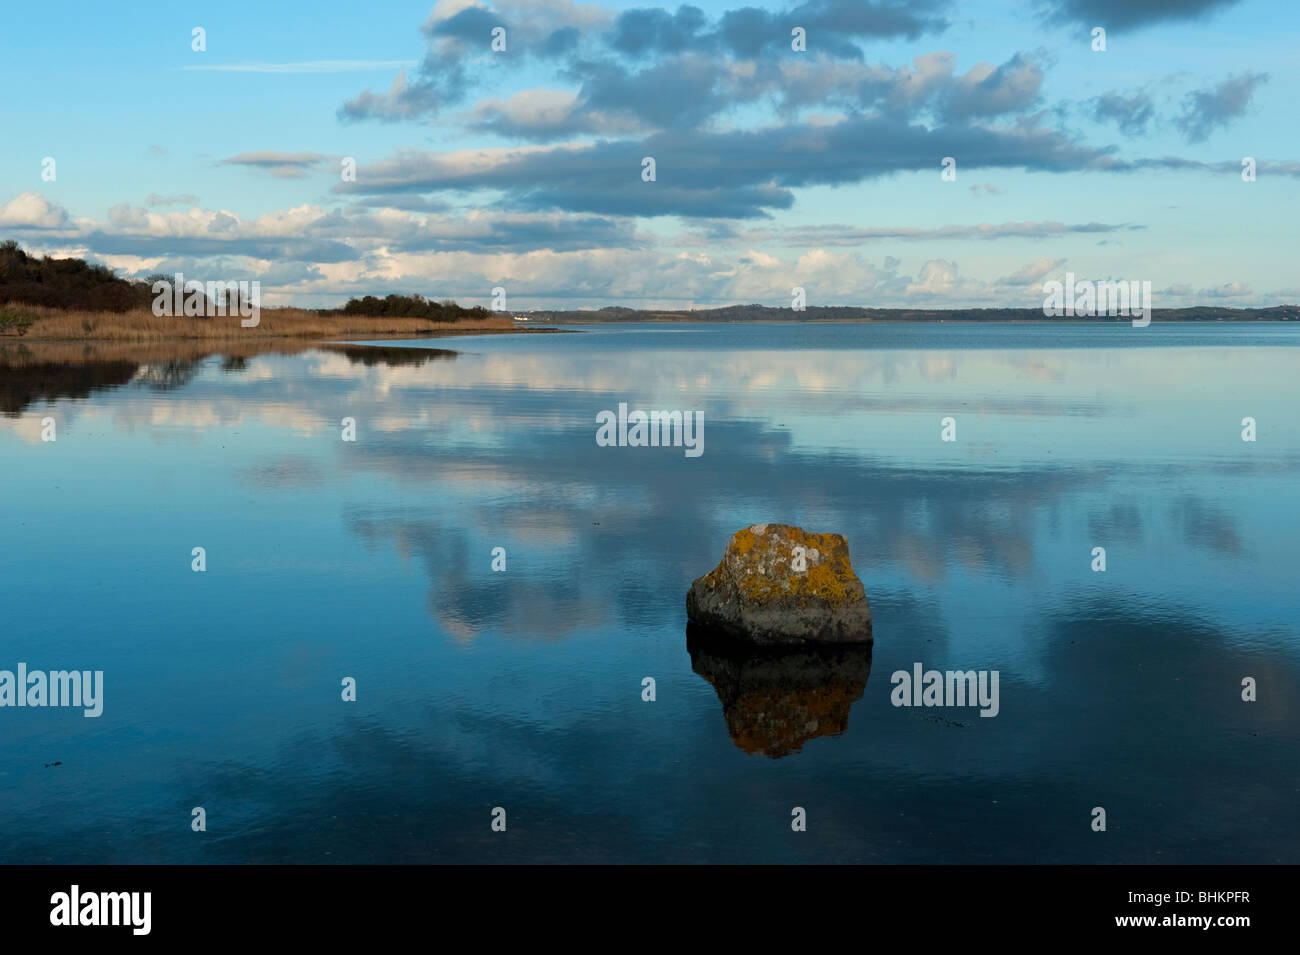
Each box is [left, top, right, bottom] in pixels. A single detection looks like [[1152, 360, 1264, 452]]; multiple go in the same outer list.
[[0, 241, 490, 319]]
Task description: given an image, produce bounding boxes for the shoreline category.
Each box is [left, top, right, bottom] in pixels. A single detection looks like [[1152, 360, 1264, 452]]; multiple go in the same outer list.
[[539, 316, 1299, 325], [5, 310, 1296, 346], [0, 304, 575, 344]]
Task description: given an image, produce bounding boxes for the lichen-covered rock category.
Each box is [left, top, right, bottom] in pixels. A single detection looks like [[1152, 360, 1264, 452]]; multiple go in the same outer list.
[[686, 523, 872, 646]]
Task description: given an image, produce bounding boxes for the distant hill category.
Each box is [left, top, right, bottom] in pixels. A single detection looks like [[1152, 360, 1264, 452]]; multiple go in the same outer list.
[[513, 303, 1300, 323]]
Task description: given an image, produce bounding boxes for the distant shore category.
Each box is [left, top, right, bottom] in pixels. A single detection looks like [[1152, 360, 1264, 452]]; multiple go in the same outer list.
[[5, 302, 1297, 344], [515, 304, 1300, 324]]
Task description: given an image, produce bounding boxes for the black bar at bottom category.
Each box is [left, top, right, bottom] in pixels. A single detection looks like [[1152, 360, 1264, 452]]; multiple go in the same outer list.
[[0, 864, 1278, 940]]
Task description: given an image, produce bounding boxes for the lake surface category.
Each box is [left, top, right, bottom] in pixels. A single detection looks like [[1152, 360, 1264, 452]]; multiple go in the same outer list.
[[2, 322, 1298, 863]]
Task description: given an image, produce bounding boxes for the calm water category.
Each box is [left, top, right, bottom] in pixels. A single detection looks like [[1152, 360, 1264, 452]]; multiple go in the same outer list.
[[1, 322, 1298, 863]]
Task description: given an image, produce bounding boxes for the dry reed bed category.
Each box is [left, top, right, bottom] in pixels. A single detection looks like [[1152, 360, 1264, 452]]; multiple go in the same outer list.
[[1, 304, 519, 341]]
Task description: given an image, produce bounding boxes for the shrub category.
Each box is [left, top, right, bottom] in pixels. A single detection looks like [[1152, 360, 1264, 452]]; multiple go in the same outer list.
[[337, 293, 490, 321]]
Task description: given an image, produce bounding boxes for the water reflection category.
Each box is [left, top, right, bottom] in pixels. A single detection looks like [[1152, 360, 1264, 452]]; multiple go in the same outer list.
[[326, 344, 457, 367], [1, 323, 1298, 863], [136, 359, 204, 391], [687, 623, 872, 758], [0, 347, 138, 415], [0, 340, 459, 415]]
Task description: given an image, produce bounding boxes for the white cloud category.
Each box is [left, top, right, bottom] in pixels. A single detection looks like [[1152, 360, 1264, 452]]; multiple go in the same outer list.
[[0, 192, 69, 229]]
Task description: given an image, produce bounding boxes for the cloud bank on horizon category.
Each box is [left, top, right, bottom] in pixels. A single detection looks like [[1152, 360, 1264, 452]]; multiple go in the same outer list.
[[2, 0, 1297, 309]]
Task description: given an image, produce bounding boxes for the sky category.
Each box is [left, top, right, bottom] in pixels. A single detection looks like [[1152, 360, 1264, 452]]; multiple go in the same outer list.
[[2, 0, 1297, 310]]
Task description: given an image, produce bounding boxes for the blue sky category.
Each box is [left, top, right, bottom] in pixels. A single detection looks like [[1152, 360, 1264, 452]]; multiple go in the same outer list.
[[2, 0, 1297, 309]]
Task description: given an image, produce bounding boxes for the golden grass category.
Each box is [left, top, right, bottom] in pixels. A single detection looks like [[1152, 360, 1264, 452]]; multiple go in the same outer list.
[[2, 303, 521, 342]]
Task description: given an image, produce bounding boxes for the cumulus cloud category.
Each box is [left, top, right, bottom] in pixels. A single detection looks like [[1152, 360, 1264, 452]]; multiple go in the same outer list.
[[1092, 91, 1155, 136], [1198, 281, 1252, 299], [339, 64, 468, 122], [2, 193, 639, 262], [340, 1, 958, 129], [456, 47, 1049, 139], [460, 88, 642, 139], [338, 115, 1114, 218], [340, 0, 615, 122], [907, 258, 960, 296], [765, 49, 1047, 126], [1000, 257, 1066, 285], [610, 0, 948, 59], [1175, 72, 1268, 143], [939, 53, 1044, 120], [0, 193, 71, 229]]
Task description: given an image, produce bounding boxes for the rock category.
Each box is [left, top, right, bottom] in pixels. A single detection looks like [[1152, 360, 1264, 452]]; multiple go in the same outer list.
[[686, 523, 872, 646], [687, 624, 871, 758]]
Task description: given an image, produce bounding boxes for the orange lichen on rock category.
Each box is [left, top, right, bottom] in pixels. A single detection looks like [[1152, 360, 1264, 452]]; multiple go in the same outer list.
[[686, 523, 872, 646]]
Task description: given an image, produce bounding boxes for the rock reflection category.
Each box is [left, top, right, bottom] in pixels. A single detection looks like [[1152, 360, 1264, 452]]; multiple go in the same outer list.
[[686, 623, 871, 758]]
